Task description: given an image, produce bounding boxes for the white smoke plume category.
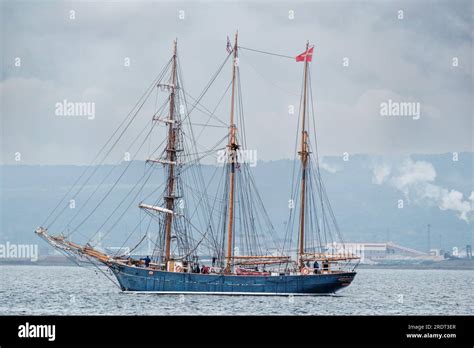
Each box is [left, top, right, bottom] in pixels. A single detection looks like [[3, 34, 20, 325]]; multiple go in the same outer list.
[[372, 163, 391, 185], [318, 157, 341, 174], [372, 158, 473, 223]]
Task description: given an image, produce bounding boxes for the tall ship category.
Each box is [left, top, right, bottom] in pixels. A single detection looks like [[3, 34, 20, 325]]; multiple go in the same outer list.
[[36, 33, 359, 294]]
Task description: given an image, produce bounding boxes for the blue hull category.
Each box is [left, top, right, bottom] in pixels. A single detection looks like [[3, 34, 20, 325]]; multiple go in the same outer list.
[[110, 263, 356, 295]]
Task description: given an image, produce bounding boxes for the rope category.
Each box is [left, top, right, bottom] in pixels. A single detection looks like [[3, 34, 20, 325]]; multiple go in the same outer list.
[[85, 256, 122, 289], [44, 59, 172, 229], [238, 46, 294, 60]]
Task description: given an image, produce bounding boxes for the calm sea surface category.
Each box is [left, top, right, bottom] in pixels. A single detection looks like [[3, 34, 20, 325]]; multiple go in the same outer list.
[[0, 265, 472, 315]]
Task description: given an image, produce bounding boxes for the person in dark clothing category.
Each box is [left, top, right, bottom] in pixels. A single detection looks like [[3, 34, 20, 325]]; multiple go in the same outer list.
[[313, 261, 319, 274], [322, 260, 329, 272], [212, 257, 216, 267], [140, 256, 151, 267]]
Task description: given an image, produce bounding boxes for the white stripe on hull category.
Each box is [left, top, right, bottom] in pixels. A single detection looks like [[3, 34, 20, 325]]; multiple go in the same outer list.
[[121, 290, 340, 296]]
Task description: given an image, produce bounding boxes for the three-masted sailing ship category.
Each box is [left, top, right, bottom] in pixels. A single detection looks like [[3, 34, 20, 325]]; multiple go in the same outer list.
[[36, 33, 359, 294]]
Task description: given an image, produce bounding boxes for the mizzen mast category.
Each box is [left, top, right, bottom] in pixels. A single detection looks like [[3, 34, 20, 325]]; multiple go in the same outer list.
[[225, 32, 239, 274], [298, 41, 310, 269]]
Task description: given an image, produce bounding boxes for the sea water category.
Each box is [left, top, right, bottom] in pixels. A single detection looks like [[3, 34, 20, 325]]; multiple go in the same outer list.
[[0, 265, 472, 315]]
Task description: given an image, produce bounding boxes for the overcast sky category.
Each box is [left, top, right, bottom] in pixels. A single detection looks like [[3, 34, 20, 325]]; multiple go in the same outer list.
[[1, 0, 472, 165]]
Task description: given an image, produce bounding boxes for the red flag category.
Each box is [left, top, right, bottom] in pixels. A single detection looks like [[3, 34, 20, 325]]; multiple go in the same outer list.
[[295, 46, 314, 62]]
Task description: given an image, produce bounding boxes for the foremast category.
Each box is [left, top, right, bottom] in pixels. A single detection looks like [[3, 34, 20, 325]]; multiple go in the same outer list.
[[225, 32, 239, 274], [139, 39, 180, 266], [163, 39, 178, 264]]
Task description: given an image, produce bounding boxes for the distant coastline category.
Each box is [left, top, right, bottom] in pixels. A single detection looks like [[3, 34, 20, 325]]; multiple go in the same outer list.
[[358, 259, 474, 270], [1, 258, 473, 270]]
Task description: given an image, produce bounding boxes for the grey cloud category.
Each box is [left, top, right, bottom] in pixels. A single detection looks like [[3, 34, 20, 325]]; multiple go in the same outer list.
[[1, 0, 472, 164]]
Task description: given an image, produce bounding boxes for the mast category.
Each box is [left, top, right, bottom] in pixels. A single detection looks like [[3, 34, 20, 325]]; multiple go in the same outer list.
[[225, 32, 239, 273], [298, 41, 310, 268], [164, 39, 178, 264]]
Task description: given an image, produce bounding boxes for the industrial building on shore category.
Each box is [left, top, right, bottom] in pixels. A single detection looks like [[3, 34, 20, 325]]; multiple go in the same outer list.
[[326, 242, 473, 264]]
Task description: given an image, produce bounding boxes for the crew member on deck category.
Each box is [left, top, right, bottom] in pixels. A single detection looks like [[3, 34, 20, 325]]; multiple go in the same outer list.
[[322, 260, 329, 272], [140, 256, 151, 267], [313, 261, 319, 274]]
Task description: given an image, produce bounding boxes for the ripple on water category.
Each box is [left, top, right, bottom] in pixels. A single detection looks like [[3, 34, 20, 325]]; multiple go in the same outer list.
[[0, 266, 472, 315]]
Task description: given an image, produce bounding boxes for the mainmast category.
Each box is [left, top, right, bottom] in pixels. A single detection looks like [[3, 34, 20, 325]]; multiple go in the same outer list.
[[225, 32, 239, 274], [298, 41, 310, 269], [164, 39, 178, 264]]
